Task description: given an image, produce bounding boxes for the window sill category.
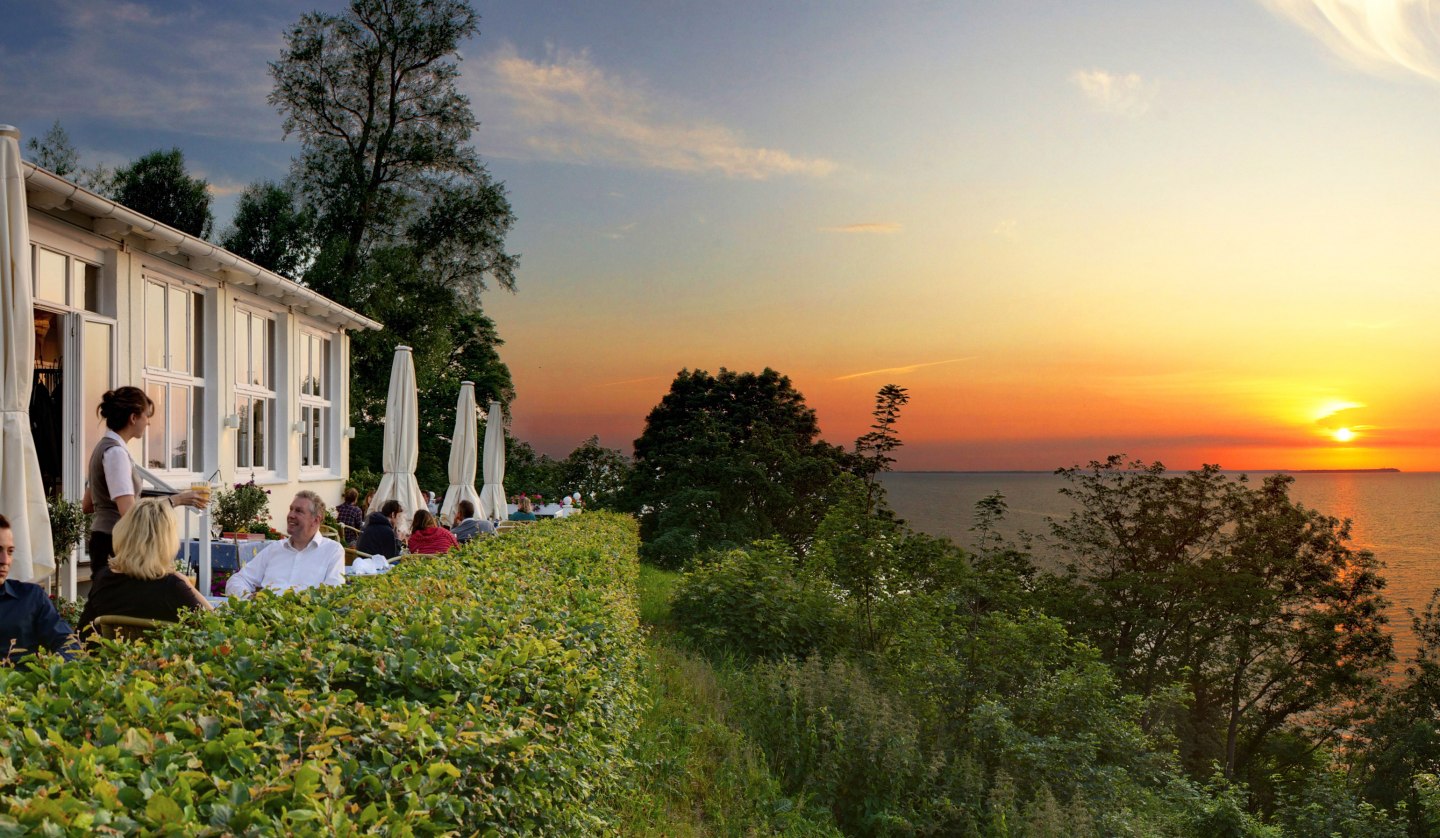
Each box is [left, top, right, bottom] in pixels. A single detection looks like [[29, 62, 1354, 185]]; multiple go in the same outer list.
[[299, 471, 342, 483]]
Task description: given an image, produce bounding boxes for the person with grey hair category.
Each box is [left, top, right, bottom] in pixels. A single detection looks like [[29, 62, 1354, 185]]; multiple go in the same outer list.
[[224, 491, 344, 598]]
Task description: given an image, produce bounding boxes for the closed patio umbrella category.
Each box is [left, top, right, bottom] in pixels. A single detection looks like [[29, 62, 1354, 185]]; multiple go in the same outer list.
[[439, 381, 481, 525], [477, 401, 506, 522], [0, 126, 54, 582], [370, 346, 425, 529]]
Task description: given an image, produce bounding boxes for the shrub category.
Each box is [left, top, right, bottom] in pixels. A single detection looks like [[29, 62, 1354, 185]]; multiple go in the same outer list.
[[0, 513, 642, 835], [671, 540, 843, 660]]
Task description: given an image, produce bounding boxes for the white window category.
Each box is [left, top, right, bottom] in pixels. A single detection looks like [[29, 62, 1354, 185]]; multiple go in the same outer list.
[[298, 331, 332, 470], [142, 278, 203, 473], [32, 245, 106, 314], [234, 308, 277, 473]]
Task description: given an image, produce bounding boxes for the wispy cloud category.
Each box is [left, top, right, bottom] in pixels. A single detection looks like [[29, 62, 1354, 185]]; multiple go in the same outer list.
[[821, 222, 902, 234], [1263, 0, 1440, 82], [1071, 68, 1157, 115], [467, 44, 838, 179], [0, 2, 285, 140], [601, 222, 638, 240], [835, 357, 974, 381]]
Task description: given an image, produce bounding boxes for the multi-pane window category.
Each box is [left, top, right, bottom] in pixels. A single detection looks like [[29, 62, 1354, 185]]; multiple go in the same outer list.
[[32, 245, 105, 314], [234, 309, 276, 472], [298, 331, 331, 470], [142, 278, 203, 473]]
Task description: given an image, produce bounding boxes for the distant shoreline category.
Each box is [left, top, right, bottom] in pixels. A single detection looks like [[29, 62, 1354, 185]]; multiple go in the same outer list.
[[891, 468, 1406, 475]]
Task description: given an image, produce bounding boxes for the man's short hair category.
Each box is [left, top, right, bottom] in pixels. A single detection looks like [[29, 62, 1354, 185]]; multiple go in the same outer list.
[[380, 499, 404, 517], [456, 500, 475, 520], [296, 490, 326, 520], [0, 514, 9, 529]]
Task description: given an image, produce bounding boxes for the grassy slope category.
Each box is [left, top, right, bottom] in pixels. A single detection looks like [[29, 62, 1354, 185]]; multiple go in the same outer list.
[[609, 566, 841, 837]]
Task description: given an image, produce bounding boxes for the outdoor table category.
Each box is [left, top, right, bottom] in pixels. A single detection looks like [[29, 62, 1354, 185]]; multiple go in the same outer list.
[[179, 539, 266, 572]]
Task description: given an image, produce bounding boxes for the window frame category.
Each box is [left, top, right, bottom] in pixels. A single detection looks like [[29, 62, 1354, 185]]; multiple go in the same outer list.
[[140, 275, 204, 477], [297, 328, 334, 473], [233, 305, 279, 478]]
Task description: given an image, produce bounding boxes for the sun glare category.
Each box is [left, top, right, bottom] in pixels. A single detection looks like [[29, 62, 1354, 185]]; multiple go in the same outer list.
[[1333, 428, 1355, 443]]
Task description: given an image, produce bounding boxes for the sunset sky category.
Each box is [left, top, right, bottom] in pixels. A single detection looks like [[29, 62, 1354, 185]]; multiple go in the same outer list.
[[4, 1, 1440, 470]]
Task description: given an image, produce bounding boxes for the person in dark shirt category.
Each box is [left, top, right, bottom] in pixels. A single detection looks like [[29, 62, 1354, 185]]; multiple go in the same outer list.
[[356, 500, 405, 559], [0, 513, 76, 661], [449, 500, 495, 543], [78, 499, 210, 638], [334, 488, 364, 546]]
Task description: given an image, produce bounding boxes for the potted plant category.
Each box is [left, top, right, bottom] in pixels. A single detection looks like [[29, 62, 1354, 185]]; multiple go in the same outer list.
[[46, 494, 91, 595], [211, 480, 272, 539]]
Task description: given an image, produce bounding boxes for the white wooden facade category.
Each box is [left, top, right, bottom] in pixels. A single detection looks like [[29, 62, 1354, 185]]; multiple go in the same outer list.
[[21, 162, 380, 594]]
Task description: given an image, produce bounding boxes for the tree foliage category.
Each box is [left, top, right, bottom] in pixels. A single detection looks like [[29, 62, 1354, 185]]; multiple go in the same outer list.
[[1038, 456, 1393, 784], [220, 181, 316, 278], [854, 384, 909, 513], [625, 368, 850, 568], [22, 121, 115, 193], [268, 0, 519, 471], [110, 148, 213, 238]]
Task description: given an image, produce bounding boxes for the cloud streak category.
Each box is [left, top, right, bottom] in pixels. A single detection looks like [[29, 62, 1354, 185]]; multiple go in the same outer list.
[[0, 2, 284, 141], [468, 44, 838, 179], [1071, 68, 1157, 115], [1263, 0, 1440, 82], [835, 357, 974, 381], [822, 222, 902, 234]]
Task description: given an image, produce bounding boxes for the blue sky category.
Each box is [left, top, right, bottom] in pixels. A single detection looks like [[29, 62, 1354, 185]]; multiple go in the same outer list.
[[7, 1, 1440, 469]]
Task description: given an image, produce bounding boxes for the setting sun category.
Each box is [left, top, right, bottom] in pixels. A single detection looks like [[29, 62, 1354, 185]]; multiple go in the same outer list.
[[1333, 428, 1355, 443]]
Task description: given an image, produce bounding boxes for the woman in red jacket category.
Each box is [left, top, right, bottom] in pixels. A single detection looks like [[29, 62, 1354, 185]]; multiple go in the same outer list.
[[406, 509, 458, 555]]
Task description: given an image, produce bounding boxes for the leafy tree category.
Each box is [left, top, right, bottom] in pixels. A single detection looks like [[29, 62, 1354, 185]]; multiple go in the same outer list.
[[625, 368, 850, 568], [559, 436, 631, 510], [1039, 456, 1394, 784], [110, 148, 213, 238], [268, 0, 518, 455], [24, 121, 78, 177], [220, 181, 315, 278], [853, 383, 909, 513]]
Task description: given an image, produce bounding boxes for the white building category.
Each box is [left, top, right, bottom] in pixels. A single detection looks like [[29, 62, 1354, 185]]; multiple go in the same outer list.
[[21, 161, 380, 593]]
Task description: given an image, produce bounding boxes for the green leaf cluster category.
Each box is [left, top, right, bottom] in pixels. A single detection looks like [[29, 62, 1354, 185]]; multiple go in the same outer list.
[[0, 513, 642, 835]]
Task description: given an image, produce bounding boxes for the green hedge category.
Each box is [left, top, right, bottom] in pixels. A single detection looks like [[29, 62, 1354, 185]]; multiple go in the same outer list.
[[0, 513, 642, 836]]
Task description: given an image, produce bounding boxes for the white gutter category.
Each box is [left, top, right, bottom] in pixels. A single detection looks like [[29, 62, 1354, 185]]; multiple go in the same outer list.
[[22, 161, 382, 332]]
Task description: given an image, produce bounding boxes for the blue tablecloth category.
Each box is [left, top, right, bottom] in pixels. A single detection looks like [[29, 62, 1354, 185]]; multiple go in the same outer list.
[[179, 539, 267, 572]]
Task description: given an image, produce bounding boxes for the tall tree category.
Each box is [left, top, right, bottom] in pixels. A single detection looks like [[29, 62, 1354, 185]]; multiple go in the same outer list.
[[268, 0, 518, 468], [110, 148, 213, 238], [269, 0, 515, 302], [853, 383, 909, 513], [23, 122, 113, 192], [220, 181, 316, 278], [1039, 456, 1393, 784], [625, 368, 850, 568]]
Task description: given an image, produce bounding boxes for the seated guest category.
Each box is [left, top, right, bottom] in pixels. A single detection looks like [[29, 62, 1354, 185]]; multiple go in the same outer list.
[[0, 514, 76, 661], [407, 509, 457, 554], [356, 500, 405, 559], [78, 499, 211, 637], [334, 488, 364, 546], [225, 492, 345, 598], [509, 495, 538, 522], [449, 500, 495, 543]]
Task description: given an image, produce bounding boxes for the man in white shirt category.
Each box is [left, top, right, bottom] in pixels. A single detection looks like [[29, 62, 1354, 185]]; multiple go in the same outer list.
[[225, 491, 345, 598]]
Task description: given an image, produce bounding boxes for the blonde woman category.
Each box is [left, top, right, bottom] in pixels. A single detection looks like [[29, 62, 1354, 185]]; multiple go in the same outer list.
[[78, 498, 211, 635]]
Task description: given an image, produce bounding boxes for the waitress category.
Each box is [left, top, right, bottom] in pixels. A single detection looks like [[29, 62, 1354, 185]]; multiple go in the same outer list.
[[81, 387, 207, 578]]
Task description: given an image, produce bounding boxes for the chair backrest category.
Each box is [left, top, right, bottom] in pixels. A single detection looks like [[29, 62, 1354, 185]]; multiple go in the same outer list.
[[319, 525, 340, 539], [92, 614, 171, 641], [344, 547, 372, 567]]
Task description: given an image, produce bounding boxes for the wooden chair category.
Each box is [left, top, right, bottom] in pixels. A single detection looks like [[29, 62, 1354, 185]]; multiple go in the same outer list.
[[343, 547, 373, 567], [92, 615, 171, 641], [319, 525, 340, 540]]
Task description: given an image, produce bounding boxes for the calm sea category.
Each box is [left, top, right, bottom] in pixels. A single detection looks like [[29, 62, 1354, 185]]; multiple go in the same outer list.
[[879, 471, 1440, 662]]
